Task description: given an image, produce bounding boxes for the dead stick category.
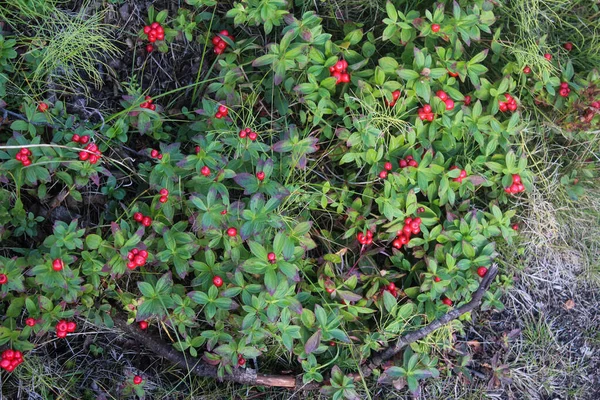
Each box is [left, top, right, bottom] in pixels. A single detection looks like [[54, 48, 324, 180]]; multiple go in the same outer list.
[[113, 264, 497, 389], [358, 264, 499, 378], [112, 317, 297, 388]]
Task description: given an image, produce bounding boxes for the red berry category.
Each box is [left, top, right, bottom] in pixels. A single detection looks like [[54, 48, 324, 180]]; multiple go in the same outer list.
[[38, 102, 49, 112], [25, 318, 36, 327], [431, 24, 440, 33], [66, 321, 76, 332], [423, 104, 432, 113], [134, 255, 146, 266], [267, 252, 276, 263], [52, 259, 64, 271], [544, 53, 552, 61], [436, 90, 448, 101], [387, 282, 396, 291], [159, 188, 169, 196], [159, 196, 168, 203], [201, 166, 211, 177], [156, 32, 164, 41], [256, 171, 265, 181], [445, 98, 454, 111], [157, 154, 163, 160], [239, 129, 247, 138], [448, 70, 459, 77], [563, 42, 573, 51], [326, 287, 335, 294], [384, 162, 393, 171], [392, 90, 401, 100], [477, 267, 488, 277], [213, 276, 223, 287], [512, 174, 521, 184], [248, 131, 257, 141], [227, 227, 237, 237], [218, 105, 228, 114], [0, 274, 7, 284], [379, 170, 388, 179], [0, 359, 10, 369], [139, 321, 148, 330], [399, 159, 407, 168], [150, 149, 159, 158], [142, 216, 152, 227], [195, 145, 201, 153], [151, 22, 159, 29], [134, 212, 144, 222], [220, 30, 229, 36], [238, 357, 246, 366], [512, 223, 519, 231], [56, 321, 68, 332], [340, 73, 350, 83], [434, 276, 441, 282], [133, 375, 143, 385], [146, 44, 154, 53], [523, 66, 531, 74], [442, 297, 453, 306], [464, 95, 472, 106], [143, 26, 151, 34]]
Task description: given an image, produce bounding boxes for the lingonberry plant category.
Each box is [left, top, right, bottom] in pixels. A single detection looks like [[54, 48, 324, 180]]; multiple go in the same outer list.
[[0, 0, 598, 396]]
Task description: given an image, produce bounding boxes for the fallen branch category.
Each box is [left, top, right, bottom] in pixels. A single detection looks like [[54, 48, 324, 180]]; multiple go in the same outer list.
[[113, 264, 498, 389], [359, 264, 499, 378]]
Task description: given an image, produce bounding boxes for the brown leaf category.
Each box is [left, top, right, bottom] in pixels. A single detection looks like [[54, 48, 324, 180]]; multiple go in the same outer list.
[[564, 299, 575, 310]]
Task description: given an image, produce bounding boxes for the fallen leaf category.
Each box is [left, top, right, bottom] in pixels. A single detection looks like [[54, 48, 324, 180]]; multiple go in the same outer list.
[[564, 299, 575, 310]]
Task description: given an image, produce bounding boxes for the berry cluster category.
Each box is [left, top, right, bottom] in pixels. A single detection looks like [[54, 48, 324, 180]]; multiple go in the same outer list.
[[52, 258, 64, 271], [267, 252, 277, 264], [25, 317, 36, 327], [357, 230, 374, 245], [1, 350, 23, 372], [15, 148, 32, 166], [79, 143, 102, 164], [399, 155, 419, 169], [126, 248, 149, 270], [237, 354, 246, 367], [498, 93, 517, 113], [239, 127, 258, 141], [140, 96, 156, 111], [133, 375, 143, 385], [201, 166, 211, 177], [212, 30, 234, 55], [436, 90, 454, 111], [0, 274, 7, 285], [215, 105, 228, 119], [150, 149, 163, 160], [133, 212, 153, 227], [143, 22, 164, 52], [72, 134, 90, 144], [329, 59, 350, 85], [558, 82, 571, 97], [37, 102, 49, 112], [450, 166, 468, 183], [158, 188, 169, 203], [55, 319, 76, 338], [213, 275, 223, 287], [378, 161, 393, 179], [392, 217, 421, 249], [385, 90, 401, 107], [476, 266, 488, 277], [384, 282, 398, 297], [417, 104, 434, 121], [504, 174, 525, 194], [226, 227, 237, 237]]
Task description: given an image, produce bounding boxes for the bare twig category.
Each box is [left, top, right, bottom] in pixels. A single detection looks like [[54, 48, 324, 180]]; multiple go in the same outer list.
[[113, 264, 498, 389]]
